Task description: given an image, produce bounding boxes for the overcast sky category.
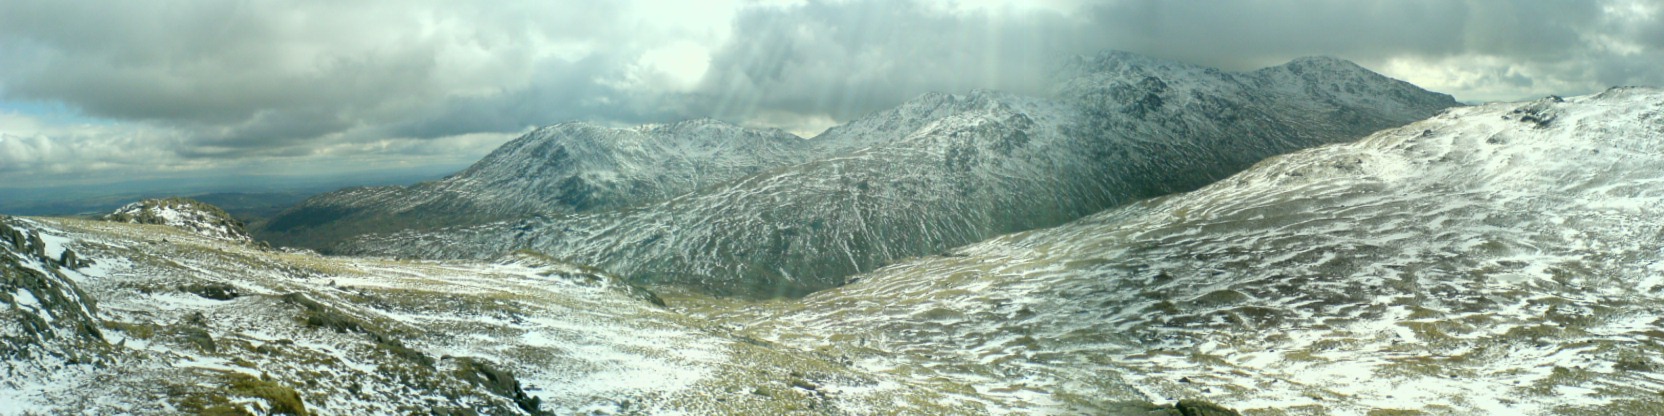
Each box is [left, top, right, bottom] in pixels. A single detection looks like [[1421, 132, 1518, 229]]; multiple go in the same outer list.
[[2, 0, 1661, 191]]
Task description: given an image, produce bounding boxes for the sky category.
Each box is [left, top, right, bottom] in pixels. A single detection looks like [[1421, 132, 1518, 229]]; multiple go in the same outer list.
[[1, 0, 1661, 192]]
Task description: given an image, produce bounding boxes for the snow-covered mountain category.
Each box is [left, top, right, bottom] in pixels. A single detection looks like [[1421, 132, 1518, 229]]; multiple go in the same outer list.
[[255, 118, 816, 250], [701, 88, 1664, 414], [342, 52, 1458, 298]]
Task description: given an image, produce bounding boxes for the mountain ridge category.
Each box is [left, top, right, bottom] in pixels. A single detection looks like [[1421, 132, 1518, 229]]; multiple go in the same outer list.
[[339, 52, 1460, 298], [255, 118, 821, 249]]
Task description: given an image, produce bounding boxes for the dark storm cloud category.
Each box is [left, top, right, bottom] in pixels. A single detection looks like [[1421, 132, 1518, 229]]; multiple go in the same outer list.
[[695, 1, 1078, 123], [693, 0, 1661, 125]]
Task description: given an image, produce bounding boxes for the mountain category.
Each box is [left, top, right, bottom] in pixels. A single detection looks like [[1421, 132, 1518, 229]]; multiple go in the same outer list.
[[699, 88, 1664, 414], [254, 118, 817, 250], [342, 52, 1459, 298], [3, 209, 1072, 414]]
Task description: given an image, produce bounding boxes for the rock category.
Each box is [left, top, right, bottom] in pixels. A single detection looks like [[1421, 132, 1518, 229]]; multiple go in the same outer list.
[[446, 356, 543, 415], [0, 220, 109, 368], [57, 248, 91, 270], [180, 282, 240, 301], [174, 326, 216, 353], [1101, 400, 1242, 416], [25, 231, 48, 260]]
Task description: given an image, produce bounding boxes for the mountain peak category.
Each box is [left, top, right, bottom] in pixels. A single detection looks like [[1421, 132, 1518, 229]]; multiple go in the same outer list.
[[1055, 50, 1201, 81], [1260, 56, 1390, 82], [1249, 54, 1459, 112], [1282, 55, 1361, 68]]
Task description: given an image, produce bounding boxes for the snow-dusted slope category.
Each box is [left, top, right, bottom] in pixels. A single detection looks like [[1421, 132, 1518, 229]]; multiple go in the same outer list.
[[345, 52, 1458, 298], [256, 119, 813, 250], [0, 214, 1010, 414], [105, 198, 251, 242], [0, 217, 105, 389], [706, 88, 1664, 414]]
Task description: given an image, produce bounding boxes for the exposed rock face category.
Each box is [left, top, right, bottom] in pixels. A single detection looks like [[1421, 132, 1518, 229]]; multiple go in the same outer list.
[[104, 197, 252, 242], [445, 356, 543, 415], [0, 217, 107, 375], [344, 51, 1458, 298]]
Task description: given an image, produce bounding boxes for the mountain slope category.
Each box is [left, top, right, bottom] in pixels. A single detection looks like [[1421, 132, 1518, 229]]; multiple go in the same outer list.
[[1, 211, 1024, 414], [703, 88, 1664, 414], [345, 52, 1459, 298], [255, 119, 814, 250]]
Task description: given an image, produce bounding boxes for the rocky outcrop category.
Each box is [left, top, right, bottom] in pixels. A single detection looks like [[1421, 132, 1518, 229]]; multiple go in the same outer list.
[[104, 197, 252, 242], [445, 356, 544, 415], [0, 217, 107, 371]]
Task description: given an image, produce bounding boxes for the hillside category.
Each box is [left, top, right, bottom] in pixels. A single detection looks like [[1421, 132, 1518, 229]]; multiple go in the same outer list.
[[693, 88, 1664, 414]]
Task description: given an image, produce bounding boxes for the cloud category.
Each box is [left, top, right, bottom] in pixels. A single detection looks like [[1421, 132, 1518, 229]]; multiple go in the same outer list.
[[694, 1, 1082, 123], [0, 1, 642, 147], [0, 110, 516, 188], [693, 0, 1663, 114], [1, 0, 1661, 189], [0, 0, 719, 187]]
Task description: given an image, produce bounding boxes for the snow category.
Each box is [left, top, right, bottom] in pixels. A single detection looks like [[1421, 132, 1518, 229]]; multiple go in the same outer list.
[[0, 384, 45, 416], [10, 288, 41, 311], [23, 223, 73, 258]]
